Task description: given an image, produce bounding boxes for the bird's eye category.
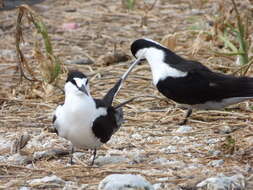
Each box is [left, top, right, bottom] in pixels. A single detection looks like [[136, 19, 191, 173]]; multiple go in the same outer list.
[[72, 79, 77, 86]]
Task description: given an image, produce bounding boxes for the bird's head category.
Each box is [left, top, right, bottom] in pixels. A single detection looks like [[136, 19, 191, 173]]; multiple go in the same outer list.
[[65, 70, 90, 96], [130, 38, 165, 61]]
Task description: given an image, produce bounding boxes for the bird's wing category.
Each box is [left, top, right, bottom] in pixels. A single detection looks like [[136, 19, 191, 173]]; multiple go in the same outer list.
[[171, 59, 212, 73], [52, 104, 63, 134], [92, 105, 121, 144], [159, 63, 253, 105]]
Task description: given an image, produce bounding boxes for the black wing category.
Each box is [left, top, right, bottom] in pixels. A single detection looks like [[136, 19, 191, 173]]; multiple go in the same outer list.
[[92, 100, 123, 143], [92, 106, 122, 143], [157, 60, 253, 105], [102, 79, 122, 107]]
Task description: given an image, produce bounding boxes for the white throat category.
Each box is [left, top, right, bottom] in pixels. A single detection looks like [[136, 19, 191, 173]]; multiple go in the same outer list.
[[143, 48, 188, 85]]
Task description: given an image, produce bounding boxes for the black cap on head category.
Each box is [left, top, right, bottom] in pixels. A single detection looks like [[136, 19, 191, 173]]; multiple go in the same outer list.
[[66, 70, 87, 83], [130, 38, 165, 57]]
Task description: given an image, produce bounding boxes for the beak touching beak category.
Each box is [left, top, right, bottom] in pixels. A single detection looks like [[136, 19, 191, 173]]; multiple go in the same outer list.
[[79, 85, 89, 95]]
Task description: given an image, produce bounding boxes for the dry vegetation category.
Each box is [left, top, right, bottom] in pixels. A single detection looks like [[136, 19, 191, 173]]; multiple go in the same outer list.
[[0, 0, 253, 189]]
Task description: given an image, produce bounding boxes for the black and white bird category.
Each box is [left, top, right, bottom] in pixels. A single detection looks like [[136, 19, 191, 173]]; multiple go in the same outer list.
[[52, 57, 142, 165], [131, 38, 253, 124]]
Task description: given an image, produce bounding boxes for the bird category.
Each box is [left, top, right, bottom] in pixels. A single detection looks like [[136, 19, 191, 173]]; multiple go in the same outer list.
[[130, 38, 253, 124], [52, 57, 142, 165]]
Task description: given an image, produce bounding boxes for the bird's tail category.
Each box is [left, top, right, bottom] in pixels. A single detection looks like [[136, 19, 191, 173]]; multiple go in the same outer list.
[[114, 97, 137, 109], [113, 96, 140, 128]]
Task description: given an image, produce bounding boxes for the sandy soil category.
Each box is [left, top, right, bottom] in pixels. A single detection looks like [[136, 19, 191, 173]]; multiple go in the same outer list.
[[0, 0, 253, 189]]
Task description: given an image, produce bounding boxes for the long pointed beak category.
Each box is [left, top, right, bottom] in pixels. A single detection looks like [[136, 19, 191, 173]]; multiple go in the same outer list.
[[121, 56, 144, 81], [79, 85, 89, 95]]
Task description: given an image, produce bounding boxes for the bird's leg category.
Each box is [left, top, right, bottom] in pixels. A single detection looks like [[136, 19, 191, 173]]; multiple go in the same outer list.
[[179, 108, 192, 125], [90, 149, 97, 166], [69, 145, 75, 165]]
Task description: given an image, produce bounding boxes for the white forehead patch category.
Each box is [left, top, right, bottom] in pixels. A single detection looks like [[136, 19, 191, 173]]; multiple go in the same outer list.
[[73, 78, 87, 88]]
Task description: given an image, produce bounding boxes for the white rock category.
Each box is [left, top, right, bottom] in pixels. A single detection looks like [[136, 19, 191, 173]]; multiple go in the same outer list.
[[175, 125, 192, 133], [219, 126, 232, 134], [197, 173, 245, 190], [206, 138, 220, 145], [7, 153, 32, 165], [153, 183, 162, 190], [150, 157, 170, 165], [131, 133, 142, 140], [98, 174, 154, 190], [94, 155, 129, 166], [19, 187, 30, 190], [0, 136, 11, 149], [129, 151, 146, 164], [0, 49, 16, 59], [208, 160, 224, 167], [161, 145, 177, 154], [63, 181, 88, 190], [28, 175, 65, 186]]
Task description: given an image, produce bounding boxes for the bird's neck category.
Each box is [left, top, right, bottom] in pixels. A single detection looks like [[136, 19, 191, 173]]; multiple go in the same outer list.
[[64, 93, 94, 108], [145, 48, 187, 85]]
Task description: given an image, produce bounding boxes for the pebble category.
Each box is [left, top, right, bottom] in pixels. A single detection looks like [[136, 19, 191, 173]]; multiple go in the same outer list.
[[197, 173, 245, 190], [206, 138, 220, 145], [19, 187, 30, 190], [62, 23, 79, 30], [174, 125, 192, 133], [65, 58, 94, 65], [94, 155, 129, 166], [63, 181, 88, 190], [161, 145, 177, 154], [0, 49, 16, 60], [7, 153, 32, 165], [28, 175, 65, 186], [208, 159, 224, 167], [98, 174, 154, 190], [219, 126, 232, 134]]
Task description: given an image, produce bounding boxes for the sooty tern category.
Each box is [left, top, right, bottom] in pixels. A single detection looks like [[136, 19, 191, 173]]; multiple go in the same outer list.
[[130, 38, 253, 124], [53, 57, 143, 165]]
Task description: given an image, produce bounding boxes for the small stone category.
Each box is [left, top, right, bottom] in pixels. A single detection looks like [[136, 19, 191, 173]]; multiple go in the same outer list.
[[28, 175, 65, 186], [7, 153, 32, 165], [131, 133, 142, 140], [98, 174, 154, 190], [63, 181, 88, 190], [174, 125, 192, 133], [197, 173, 245, 190], [219, 126, 232, 134], [0, 49, 16, 60], [19, 187, 30, 190], [62, 23, 79, 30], [209, 150, 221, 156], [206, 138, 220, 145], [153, 183, 162, 190], [65, 58, 94, 65], [208, 159, 224, 167], [161, 145, 177, 154], [94, 155, 129, 166]]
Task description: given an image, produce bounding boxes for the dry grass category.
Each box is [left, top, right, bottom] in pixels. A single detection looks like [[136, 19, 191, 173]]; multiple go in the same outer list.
[[0, 0, 253, 189]]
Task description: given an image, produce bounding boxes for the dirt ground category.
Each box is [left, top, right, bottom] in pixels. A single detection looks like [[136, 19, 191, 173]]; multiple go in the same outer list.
[[0, 0, 253, 189]]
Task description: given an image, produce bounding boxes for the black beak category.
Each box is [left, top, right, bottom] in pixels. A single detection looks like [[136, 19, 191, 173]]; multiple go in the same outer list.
[[79, 85, 88, 95]]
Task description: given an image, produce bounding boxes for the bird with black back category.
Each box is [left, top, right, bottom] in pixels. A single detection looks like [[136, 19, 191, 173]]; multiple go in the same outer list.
[[130, 38, 253, 124]]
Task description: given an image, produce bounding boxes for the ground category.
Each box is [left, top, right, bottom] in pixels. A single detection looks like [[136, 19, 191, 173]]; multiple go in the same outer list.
[[0, 0, 253, 189]]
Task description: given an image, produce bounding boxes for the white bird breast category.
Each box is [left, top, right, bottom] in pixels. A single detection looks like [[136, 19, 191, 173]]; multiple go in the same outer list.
[[54, 94, 107, 149]]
